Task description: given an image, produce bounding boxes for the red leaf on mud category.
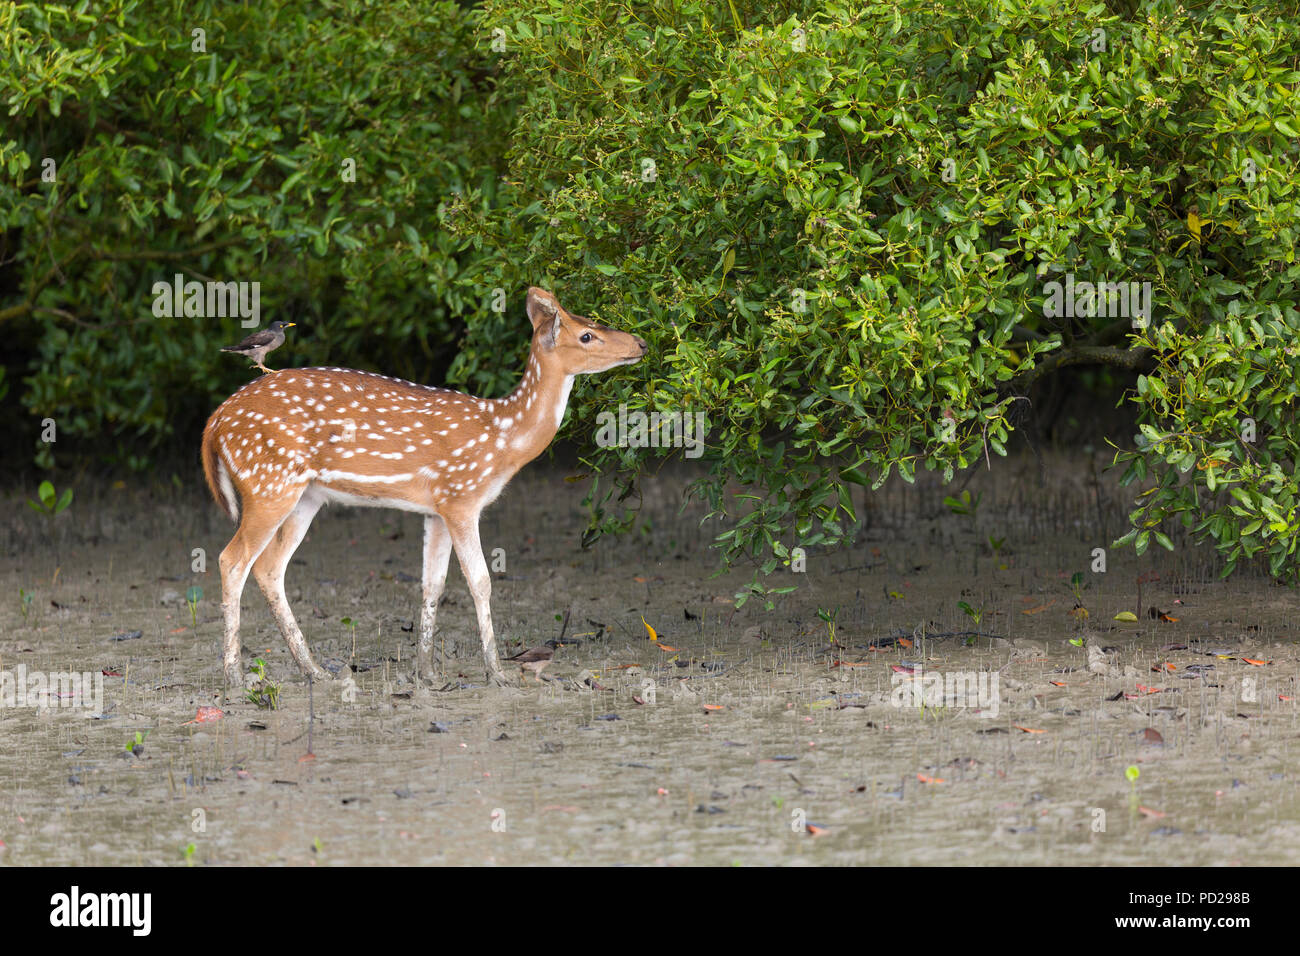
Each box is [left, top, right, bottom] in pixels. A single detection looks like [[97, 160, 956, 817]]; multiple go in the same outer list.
[[189, 706, 223, 723], [805, 823, 830, 836], [916, 773, 946, 784], [890, 664, 915, 674], [101, 669, 122, 677], [1021, 601, 1056, 615], [1048, 680, 1067, 687], [1141, 728, 1164, 745], [1012, 725, 1046, 734], [1241, 658, 1272, 666], [1138, 806, 1167, 818], [702, 704, 724, 711], [1151, 662, 1176, 673]]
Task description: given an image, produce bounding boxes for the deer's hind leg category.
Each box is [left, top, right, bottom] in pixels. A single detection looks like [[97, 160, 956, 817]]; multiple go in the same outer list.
[[220, 488, 306, 685], [250, 486, 329, 680]]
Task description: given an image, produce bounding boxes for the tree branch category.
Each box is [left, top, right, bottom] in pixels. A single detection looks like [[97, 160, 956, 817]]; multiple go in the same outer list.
[[1008, 344, 1155, 392], [0, 238, 247, 324], [0, 301, 32, 322], [87, 238, 243, 261]]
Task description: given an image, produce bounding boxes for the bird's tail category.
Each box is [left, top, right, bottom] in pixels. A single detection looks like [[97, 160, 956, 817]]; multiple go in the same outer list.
[[201, 417, 239, 522]]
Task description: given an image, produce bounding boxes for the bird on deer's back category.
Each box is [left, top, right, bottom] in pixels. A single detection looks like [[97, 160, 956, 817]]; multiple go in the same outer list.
[[221, 320, 295, 374]]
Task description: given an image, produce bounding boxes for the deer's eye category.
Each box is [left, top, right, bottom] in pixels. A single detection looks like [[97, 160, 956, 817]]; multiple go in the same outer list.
[[580, 332, 593, 343]]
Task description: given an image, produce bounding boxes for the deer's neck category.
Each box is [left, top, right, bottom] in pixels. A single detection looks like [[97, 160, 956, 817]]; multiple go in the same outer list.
[[492, 349, 574, 466]]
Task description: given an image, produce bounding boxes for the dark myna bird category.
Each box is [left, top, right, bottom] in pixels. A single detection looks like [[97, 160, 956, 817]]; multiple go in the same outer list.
[[221, 320, 295, 374], [505, 640, 562, 682]]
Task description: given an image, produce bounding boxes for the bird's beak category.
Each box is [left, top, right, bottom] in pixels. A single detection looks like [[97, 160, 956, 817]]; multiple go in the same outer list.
[[285, 322, 296, 328]]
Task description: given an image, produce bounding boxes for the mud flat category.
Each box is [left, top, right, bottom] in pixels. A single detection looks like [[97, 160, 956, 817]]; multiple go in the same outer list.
[[1, 453, 1296, 865]]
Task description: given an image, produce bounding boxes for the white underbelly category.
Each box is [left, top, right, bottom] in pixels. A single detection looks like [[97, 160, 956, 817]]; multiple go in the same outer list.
[[314, 483, 433, 516]]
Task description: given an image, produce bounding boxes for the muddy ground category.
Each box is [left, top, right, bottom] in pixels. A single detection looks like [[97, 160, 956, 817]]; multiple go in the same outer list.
[[1, 450, 1297, 865]]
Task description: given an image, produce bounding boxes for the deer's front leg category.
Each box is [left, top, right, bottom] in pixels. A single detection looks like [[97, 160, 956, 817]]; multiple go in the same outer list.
[[446, 513, 508, 686], [416, 513, 453, 684]]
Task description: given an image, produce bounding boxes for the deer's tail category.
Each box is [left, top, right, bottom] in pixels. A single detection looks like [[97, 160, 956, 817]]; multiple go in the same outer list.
[[201, 418, 239, 523]]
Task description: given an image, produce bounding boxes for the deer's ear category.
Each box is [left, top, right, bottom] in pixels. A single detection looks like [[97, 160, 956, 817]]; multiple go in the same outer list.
[[526, 287, 558, 330], [543, 310, 563, 350]]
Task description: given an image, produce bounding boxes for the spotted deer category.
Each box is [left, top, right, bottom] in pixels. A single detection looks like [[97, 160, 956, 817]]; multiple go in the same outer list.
[[201, 287, 647, 686]]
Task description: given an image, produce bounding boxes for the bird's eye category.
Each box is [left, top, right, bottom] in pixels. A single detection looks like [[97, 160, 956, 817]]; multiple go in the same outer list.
[[580, 332, 593, 343]]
